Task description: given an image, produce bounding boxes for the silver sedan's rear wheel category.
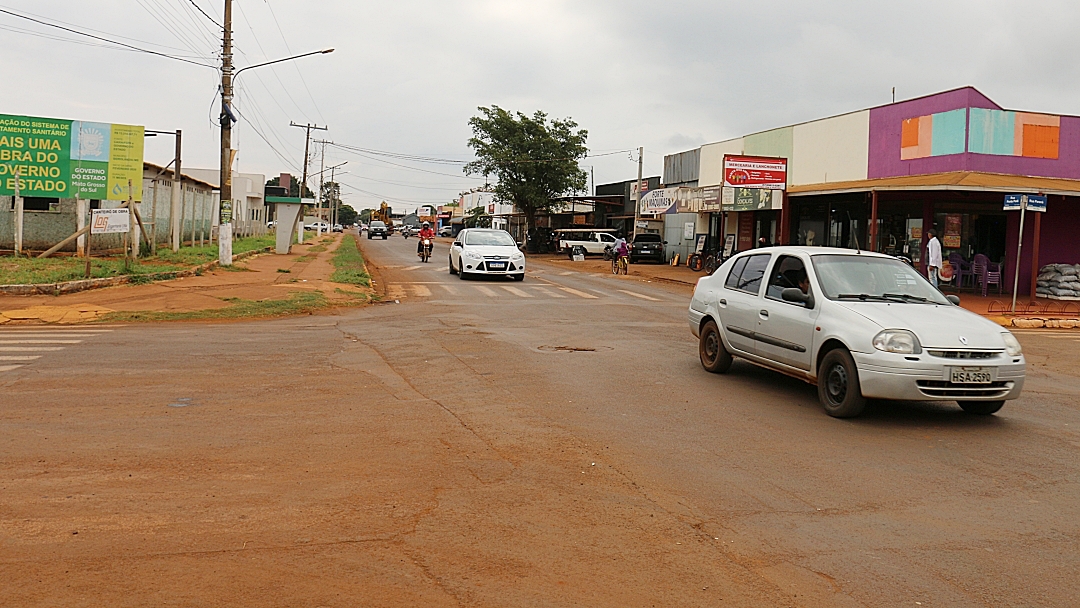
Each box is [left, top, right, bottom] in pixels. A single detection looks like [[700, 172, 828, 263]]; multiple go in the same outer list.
[[817, 348, 867, 418], [699, 320, 733, 374]]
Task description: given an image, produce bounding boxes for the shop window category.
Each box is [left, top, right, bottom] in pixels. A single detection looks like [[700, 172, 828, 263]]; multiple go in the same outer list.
[[14, 197, 60, 212]]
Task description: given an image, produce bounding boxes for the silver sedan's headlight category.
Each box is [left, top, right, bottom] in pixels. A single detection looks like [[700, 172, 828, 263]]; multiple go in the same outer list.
[[1001, 332, 1023, 357], [873, 329, 922, 355]]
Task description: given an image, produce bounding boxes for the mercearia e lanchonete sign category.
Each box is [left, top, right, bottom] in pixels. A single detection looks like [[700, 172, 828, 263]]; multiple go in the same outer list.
[[0, 113, 144, 201]]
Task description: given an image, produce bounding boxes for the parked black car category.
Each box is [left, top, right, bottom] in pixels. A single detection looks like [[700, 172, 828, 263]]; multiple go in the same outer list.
[[630, 233, 666, 263], [368, 220, 388, 239]]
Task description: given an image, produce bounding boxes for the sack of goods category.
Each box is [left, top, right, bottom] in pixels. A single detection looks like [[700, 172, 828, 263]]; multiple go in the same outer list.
[[1036, 264, 1080, 299]]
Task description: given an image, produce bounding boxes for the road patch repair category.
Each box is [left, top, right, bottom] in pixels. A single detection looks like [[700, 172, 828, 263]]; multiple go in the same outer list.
[[0, 233, 374, 324]]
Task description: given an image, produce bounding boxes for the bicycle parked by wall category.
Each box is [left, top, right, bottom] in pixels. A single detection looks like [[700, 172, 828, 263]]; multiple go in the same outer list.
[[687, 250, 724, 274]]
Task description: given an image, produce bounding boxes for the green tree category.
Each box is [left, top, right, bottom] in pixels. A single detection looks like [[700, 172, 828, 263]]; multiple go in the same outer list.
[[465, 106, 588, 251], [359, 209, 373, 223], [463, 205, 492, 228], [266, 175, 314, 199], [320, 181, 341, 209], [338, 204, 358, 226]]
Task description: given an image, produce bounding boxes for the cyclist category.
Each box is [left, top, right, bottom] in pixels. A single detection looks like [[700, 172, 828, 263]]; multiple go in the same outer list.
[[612, 235, 630, 273], [417, 222, 435, 256]]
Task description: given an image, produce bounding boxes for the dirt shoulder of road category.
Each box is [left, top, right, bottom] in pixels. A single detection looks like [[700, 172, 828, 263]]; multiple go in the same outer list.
[[0, 233, 374, 325]]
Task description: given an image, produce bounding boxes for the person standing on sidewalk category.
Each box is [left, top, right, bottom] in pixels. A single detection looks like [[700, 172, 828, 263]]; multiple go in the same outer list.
[[926, 229, 942, 289]]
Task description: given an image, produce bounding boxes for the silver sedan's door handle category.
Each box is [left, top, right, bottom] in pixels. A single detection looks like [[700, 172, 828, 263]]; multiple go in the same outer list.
[[759, 309, 769, 319], [718, 298, 727, 307]]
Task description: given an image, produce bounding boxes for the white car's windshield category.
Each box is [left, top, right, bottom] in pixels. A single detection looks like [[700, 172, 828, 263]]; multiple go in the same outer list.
[[465, 231, 516, 246], [812, 255, 951, 304]]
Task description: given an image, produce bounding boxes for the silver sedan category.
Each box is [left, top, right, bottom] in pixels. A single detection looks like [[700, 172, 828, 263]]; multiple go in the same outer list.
[[688, 246, 1025, 418]]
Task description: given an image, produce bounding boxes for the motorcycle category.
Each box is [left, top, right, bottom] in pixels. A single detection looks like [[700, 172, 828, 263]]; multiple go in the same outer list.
[[419, 238, 433, 263], [403, 229, 410, 239]]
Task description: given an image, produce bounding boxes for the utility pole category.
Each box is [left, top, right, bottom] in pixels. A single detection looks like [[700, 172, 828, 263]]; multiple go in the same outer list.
[[290, 122, 327, 227], [318, 141, 326, 233], [330, 164, 339, 227], [633, 146, 644, 239], [171, 130, 182, 252], [218, 0, 235, 265]]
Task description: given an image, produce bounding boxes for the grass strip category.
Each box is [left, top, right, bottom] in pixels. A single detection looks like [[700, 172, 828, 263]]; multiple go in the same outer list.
[[329, 235, 371, 286], [0, 235, 276, 285], [98, 291, 332, 323]]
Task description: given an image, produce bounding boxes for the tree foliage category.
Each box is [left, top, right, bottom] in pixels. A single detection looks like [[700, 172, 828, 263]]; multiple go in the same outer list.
[[338, 204, 358, 226], [266, 175, 314, 199], [465, 106, 588, 245]]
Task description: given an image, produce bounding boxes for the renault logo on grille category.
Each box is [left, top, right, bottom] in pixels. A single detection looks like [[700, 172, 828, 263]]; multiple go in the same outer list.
[[958, 336, 969, 345]]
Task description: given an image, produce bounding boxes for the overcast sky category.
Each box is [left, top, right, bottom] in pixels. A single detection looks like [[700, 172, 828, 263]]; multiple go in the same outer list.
[[1, 0, 1077, 212]]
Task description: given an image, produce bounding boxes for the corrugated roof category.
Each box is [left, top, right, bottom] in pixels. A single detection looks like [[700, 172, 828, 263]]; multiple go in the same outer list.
[[143, 162, 218, 190], [788, 171, 1080, 197]]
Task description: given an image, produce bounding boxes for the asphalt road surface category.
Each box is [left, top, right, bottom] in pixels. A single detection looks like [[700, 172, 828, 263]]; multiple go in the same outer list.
[[3, 232, 1079, 607]]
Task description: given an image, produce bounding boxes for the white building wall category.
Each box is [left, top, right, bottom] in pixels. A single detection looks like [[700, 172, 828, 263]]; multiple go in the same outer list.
[[790, 110, 870, 186], [698, 138, 744, 186]]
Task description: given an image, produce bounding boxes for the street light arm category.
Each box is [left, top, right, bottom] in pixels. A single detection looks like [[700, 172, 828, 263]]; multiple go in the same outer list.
[[234, 48, 334, 81]]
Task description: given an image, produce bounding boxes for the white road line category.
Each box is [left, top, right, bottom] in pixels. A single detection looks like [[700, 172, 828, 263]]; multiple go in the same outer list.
[[618, 290, 660, 301], [558, 287, 599, 299], [0, 365, 24, 372], [475, 286, 499, 297], [387, 285, 406, 299], [440, 285, 459, 295], [402, 265, 422, 271], [0, 347, 64, 352], [0, 333, 103, 337], [0, 356, 41, 361], [411, 285, 433, 297], [0, 340, 83, 344], [501, 286, 533, 298], [530, 287, 565, 298], [559, 271, 576, 276]]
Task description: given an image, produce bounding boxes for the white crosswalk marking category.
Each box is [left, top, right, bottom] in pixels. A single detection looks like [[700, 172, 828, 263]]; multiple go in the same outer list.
[[0, 340, 83, 344], [476, 286, 499, 297], [387, 285, 406, 299], [0, 327, 118, 373], [618, 290, 660, 301], [402, 265, 422, 271], [559, 271, 576, 276], [441, 285, 459, 295], [530, 287, 565, 298], [501, 286, 532, 298], [411, 285, 432, 297], [557, 287, 598, 299]]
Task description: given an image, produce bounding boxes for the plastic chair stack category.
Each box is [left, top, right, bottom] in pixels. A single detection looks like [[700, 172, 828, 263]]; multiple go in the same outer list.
[[973, 253, 1003, 297]]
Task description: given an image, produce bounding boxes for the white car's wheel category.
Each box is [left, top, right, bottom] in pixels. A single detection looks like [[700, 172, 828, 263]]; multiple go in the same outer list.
[[449, 257, 457, 275], [817, 348, 867, 418]]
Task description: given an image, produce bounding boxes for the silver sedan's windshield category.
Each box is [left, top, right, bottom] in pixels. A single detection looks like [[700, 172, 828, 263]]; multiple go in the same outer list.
[[465, 231, 516, 246], [811, 255, 951, 304]]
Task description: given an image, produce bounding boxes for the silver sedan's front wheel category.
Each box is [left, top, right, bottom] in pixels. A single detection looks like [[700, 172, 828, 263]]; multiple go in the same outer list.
[[817, 348, 867, 418]]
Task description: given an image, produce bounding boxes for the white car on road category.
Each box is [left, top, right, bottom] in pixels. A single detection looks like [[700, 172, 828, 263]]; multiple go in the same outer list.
[[688, 246, 1026, 418], [449, 228, 525, 281]]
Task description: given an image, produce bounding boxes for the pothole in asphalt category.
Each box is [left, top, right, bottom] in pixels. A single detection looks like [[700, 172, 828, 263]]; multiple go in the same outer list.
[[536, 345, 612, 353]]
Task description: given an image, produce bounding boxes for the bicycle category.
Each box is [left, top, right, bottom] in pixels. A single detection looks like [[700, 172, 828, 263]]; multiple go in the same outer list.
[[611, 253, 628, 275], [687, 250, 724, 273]]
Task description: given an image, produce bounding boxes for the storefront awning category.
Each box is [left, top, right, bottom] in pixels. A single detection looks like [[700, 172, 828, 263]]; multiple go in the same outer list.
[[788, 171, 1080, 198]]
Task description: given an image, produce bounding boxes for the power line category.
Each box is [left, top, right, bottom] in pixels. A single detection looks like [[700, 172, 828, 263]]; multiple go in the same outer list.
[[136, 0, 214, 57], [0, 3, 204, 53], [0, 7, 216, 68], [263, 0, 326, 123], [186, 0, 222, 28]]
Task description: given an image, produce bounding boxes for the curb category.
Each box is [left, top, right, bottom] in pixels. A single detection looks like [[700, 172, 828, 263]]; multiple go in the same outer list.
[[0, 247, 271, 296]]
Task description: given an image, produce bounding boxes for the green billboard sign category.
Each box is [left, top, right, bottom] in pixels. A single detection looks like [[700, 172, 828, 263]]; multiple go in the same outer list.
[[0, 113, 144, 201]]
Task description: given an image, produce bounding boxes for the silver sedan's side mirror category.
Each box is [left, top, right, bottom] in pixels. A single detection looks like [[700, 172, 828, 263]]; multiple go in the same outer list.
[[946, 294, 961, 305], [781, 287, 814, 308]]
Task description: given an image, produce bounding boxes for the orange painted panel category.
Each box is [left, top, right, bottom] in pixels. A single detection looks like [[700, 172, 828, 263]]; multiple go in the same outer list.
[[1022, 124, 1059, 159], [901, 118, 920, 148]]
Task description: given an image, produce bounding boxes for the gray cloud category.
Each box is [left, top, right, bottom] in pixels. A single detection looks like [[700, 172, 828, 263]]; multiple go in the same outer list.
[[1, 0, 1077, 211]]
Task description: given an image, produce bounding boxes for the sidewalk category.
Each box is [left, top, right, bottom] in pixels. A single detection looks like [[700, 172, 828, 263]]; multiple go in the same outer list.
[[0, 234, 371, 324]]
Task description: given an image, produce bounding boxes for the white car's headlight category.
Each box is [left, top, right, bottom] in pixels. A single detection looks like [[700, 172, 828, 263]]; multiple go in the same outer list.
[[1001, 331, 1023, 357], [463, 250, 482, 260], [511, 251, 525, 260], [873, 329, 922, 355]]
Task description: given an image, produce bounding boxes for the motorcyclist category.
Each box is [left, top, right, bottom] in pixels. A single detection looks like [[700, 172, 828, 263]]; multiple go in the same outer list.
[[417, 222, 436, 255]]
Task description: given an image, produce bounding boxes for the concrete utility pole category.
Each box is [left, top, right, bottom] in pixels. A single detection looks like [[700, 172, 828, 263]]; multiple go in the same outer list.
[[217, 0, 237, 265], [633, 146, 644, 239], [289, 122, 326, 211], [171, 130, 182, 252], [318, 141, 326, 233]]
